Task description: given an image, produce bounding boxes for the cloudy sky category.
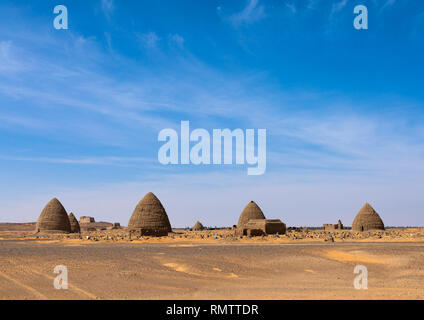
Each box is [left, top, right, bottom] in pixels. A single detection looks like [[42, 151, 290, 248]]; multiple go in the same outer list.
[[1, 0, 423, 227]]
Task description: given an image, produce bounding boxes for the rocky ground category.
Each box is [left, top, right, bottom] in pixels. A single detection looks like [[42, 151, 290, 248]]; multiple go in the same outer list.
[[1, 223, 423, 244], [1, 224, 424, 299]]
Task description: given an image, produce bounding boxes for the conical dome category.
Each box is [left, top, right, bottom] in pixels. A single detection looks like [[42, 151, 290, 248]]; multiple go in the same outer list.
[[237, 201, 266, 229], [68, 212, 80, 233], [193, 221, 204, 231], [35, 198, 71, 234], [128, 192, 172, 236], [352, 203, 385, 231]]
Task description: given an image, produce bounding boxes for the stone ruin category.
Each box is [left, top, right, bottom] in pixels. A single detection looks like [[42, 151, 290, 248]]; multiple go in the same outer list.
[[192, 221, 205, 231], [79, 216, 95, 224], [35, 198, 71, 234], [323, 219, 343, 231], [128, 192, 172, 237], [234, 200, 286, 236], [107, 222, 121, 230], [237, 219, 286, 236], [68, 212, 81, 233], [352, 203, 385, 231], [237, 201, 266, 229]]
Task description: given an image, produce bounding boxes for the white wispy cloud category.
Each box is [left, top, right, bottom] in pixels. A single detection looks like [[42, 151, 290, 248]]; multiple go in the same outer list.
[[0, 113, 49, 129], [0, 155, 155, 166], [169, 33, 185, 49], [285, 1, 297, 14], [137, 31, 160, 49], [2, 17, 423, 173], [331, 0, 348, 14], [229, 0, 266, 26], [2, 23, 423, 176], [381, 0, 396, 11], [307, 0, 319, 10], [101, 0, 115, 19], [0, 40, 28, 72]]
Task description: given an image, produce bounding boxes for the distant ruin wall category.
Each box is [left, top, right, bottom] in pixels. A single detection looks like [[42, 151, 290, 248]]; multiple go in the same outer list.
[[79, 216, 95, 224], [129, 228, 168, 237], [323, 220, 343, 231], [236, 219, 286, 236], [323, 224, 337, 231]]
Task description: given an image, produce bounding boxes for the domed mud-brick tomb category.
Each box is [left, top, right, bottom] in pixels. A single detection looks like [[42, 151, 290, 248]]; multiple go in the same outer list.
[[352, 203, 385, 232], [68, 212, 81, 233], [192, 221, 205, 231], [237, 200, 266, 229], [35, 198, 71, 234], [128, 192, 172, 236]]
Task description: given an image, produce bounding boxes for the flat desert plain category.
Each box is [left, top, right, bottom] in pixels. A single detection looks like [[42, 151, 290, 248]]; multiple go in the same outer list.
[[1, 224, 424, 299]]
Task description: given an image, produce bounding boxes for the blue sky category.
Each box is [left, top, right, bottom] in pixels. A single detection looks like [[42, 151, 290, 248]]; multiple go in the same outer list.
[[1, 0, 424, 227]]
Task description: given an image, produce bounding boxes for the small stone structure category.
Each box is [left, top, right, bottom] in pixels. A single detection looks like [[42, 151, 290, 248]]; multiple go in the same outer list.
[[192, 221, 205, 231], [79, 216, 95, 224], [236, 219, 286, 236], [323, 219, 343, 231], [106, 223, 121, 230], [68, 213, 81, 233]]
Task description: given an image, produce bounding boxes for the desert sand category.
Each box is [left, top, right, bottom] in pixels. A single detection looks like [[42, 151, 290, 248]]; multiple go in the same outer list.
[[1, 223, 424, 300]]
